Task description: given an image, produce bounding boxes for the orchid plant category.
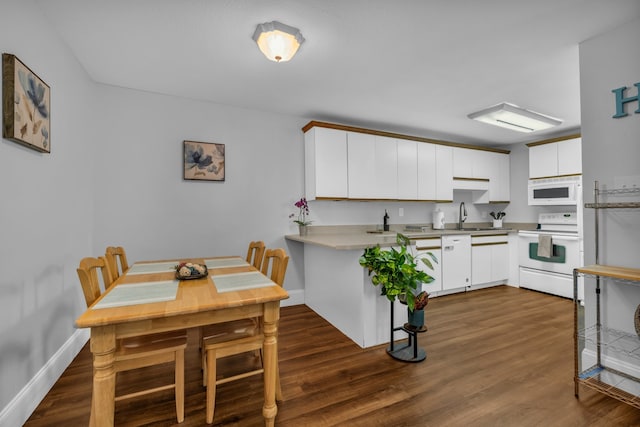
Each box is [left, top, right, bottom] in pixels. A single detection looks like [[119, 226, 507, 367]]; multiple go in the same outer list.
[[289, 197, 312, 226]]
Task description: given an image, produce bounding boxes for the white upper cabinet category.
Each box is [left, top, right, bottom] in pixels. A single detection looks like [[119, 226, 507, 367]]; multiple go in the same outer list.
[[485, 151, 510, 202], [304, 127, 348, 199], [557, 137, 582, 176], [347, 132, 375, 199], [303, 122, 507, 203], [417, 143, 436, 200], [435, 145, 454, 201], [452, 147, 475, 178], [417, 143, 453, 201], [374, 136, 399, 199], [494, 152, 511, 202], [529, 137, 582, 179], [347, 133, 398, 199], [397, 139, 418, 200], [529, 142, 558, 179], [452, 147, 491, 179]]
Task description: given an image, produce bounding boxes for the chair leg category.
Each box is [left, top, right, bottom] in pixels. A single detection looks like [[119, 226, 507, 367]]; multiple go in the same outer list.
[[202, 348, 207, 387], [205, 348, 217, 424], [175, 349, 185, 423]]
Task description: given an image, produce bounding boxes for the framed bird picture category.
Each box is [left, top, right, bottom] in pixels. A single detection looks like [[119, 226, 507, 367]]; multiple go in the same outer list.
[[183, 140, 225, 181], [2, 53, 51, 153]]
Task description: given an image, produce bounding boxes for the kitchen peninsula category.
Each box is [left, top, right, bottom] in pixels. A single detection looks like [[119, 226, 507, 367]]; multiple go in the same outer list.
[[286, 224, 526, 348]]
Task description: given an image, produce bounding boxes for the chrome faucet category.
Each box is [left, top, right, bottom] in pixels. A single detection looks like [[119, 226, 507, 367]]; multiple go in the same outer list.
[[458, 202, 467, 230]]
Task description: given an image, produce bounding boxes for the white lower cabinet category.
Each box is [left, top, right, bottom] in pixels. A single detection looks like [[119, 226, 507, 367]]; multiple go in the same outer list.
[[472, 234, 509, 286]]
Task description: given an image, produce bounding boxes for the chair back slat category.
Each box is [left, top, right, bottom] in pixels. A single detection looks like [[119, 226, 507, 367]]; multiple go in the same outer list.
[[246, 241, 266, 270], [105, 246, 129, 281], [261, 248, 289, 287], [77, 256, 113, 307]]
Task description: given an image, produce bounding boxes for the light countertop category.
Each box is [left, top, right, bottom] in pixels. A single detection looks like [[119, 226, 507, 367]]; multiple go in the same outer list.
[[285, 223, 535, 250]]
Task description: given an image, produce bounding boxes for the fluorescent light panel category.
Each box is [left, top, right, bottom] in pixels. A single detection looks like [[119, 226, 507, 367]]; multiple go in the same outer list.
[[468, 102, 562, 133]]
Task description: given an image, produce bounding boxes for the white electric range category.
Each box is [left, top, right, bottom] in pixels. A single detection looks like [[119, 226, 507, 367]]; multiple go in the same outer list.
[[518, 212, 584, 300]]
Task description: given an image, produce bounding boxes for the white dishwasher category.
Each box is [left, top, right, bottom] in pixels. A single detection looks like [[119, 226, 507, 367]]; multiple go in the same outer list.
[[441, 234, 471, 291]]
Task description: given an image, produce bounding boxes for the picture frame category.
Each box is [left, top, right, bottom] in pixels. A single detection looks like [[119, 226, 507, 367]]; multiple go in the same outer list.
[[2, 53, 51, 153], [183, 140, 225, 181]]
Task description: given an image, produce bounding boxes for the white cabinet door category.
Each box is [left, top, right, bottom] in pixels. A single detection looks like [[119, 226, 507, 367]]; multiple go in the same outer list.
[[529, 143, 558, 179], [417, 143, 436, 200], [491, 242, 509, 281], [557, 137, 582, 176], [305, 127, 348, 199], [397, 139, 418, 200], [472, 245, 492, 285], [417, 142, 453, 201], [452, 147, 474, 178], [435, 145, 453, 201], [348, 133, 398, 199], [471, 235, 509, 285], [374, 136, 398, 199], [347, 132, 375, 199], [495, 152, 511, 202], [472, 150, 492, 180], [486, 152, 510, 202]]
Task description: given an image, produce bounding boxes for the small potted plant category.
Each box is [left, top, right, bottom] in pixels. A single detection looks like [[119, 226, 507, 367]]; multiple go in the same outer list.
[[359, 233, 437, 327], [289, 197, 312, 235]]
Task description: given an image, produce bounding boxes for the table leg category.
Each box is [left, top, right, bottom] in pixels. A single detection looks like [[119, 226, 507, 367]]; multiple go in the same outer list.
[[262, 302, 280, 426], [90, 325, 116, 427]]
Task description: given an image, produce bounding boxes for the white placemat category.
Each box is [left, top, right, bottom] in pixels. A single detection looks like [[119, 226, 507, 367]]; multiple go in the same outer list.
[[94, 280, 179, 309], [127, 261, 178, 275], [214, 271, 273, 293], [205, 257, 249, 269]]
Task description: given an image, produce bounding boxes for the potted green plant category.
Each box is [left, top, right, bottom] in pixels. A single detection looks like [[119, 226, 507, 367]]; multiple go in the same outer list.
[[359, 233, 437, 327]]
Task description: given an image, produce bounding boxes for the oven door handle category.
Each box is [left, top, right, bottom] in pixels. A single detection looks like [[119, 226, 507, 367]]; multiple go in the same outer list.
[[518, 232, 581, 242]]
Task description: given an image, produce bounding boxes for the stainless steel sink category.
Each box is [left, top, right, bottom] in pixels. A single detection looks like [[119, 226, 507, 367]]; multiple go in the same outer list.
[[366, 230, 397, 236], [458, 227, 510, 231]]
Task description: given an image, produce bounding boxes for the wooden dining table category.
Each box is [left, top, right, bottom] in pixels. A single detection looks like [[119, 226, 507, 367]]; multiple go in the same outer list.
[[75, 256, 289, 426]]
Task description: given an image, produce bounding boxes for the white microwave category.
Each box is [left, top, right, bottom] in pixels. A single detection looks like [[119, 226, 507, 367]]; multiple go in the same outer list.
[[528, 176, 582, 205]]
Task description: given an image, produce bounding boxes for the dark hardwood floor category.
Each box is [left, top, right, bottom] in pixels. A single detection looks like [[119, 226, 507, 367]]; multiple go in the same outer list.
[[24, 286, 640, 426]]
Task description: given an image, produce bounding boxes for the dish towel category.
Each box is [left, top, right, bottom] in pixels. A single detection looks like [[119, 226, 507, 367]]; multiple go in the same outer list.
[[537, 235, 553, 258]]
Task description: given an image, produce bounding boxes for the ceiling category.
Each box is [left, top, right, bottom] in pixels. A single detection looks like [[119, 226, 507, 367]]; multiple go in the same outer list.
[[34, 0, 640, 146]]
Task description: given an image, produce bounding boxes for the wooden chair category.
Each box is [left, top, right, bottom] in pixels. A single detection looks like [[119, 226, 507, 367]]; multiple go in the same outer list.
[[77, 256, 186, 423], [105, 246, 129, 281], [246, 240, 266, 269], [202, 248, 289, 424]]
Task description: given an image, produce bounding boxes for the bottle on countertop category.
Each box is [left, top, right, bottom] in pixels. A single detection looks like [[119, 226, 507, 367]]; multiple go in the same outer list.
[[383, 210, 390, 231]]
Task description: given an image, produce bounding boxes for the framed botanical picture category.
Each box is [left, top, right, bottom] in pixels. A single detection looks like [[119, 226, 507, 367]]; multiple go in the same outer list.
[[2, 53, 50, 153], [183, 140, 225, 181]]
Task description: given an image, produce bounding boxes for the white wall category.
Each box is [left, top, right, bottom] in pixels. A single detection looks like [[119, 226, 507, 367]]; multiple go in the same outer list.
[[90, 83, 307, 292], [579, 18, 640, 334], [0, 0, 96, 422]]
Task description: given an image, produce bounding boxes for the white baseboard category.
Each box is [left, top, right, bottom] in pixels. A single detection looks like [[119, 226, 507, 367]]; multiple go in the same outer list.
[[282, 288, 304, 307], [0, 329, 89, 427]]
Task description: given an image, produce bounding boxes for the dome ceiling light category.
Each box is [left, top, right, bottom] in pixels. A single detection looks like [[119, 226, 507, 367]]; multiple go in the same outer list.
[[252, 21, 305, 62]]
